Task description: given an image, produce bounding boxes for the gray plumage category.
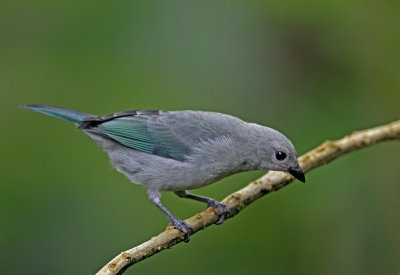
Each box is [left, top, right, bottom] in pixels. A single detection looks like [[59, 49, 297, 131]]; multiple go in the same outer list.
[[22, 104, 305, 241]]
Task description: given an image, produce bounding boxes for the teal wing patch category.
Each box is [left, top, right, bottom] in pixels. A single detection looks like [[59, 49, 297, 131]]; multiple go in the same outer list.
[[94, 116, 191, 161]]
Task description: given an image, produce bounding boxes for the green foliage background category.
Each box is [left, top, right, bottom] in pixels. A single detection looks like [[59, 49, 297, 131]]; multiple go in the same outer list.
[[1, 1, 399, 274]]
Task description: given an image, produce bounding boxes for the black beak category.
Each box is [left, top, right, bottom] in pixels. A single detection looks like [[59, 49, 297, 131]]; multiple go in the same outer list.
[[289, 166, 306, 183]]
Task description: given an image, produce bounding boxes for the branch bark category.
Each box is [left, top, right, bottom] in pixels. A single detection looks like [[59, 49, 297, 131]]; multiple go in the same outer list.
[[96, 119, 400, 275]]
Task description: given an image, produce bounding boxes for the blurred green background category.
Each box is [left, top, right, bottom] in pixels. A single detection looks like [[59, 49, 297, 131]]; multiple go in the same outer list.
[[1, 0, 399, 274]]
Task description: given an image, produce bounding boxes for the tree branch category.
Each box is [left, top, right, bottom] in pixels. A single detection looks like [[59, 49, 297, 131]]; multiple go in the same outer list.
[[96, 120, 400, 275]]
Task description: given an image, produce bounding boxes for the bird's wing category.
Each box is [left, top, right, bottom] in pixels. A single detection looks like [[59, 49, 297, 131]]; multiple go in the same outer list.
[[82, 110, 241, 161]]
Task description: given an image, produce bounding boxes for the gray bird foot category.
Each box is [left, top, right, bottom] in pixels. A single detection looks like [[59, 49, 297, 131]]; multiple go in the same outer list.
[[207, 199, 230, 225], [169, 217, 193, 242]]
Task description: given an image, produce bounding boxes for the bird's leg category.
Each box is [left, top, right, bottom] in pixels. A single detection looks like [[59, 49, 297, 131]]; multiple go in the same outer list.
[[175, 191, 230, 225], [147, 189, 193, 242]]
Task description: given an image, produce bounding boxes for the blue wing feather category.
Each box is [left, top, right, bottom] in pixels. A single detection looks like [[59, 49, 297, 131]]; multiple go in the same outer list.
[[93, 116, 191, 160]]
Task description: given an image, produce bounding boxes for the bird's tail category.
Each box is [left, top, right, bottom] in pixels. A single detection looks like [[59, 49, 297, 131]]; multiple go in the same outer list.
[[22, 104, 96, 126]]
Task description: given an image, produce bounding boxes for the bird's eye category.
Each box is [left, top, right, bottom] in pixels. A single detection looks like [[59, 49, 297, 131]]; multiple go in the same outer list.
[[275, 151, 287, 161]]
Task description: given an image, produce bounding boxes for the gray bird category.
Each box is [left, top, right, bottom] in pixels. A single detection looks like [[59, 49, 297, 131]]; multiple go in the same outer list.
[[22, 104, 305, 241]]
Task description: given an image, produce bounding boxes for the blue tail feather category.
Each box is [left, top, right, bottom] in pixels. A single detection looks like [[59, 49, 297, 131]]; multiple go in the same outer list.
[[22, 104, 96, 125]]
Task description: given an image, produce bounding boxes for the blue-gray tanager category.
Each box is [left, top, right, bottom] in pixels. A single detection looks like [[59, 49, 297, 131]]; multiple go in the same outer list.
[[23, 104, 305, 241]]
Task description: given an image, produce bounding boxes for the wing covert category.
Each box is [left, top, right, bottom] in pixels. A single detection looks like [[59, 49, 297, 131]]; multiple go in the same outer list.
[[84, 110, 243, 161]]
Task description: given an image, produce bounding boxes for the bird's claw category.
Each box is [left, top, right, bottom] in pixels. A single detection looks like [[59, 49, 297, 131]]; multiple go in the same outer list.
[[207, 199, 230, 225], [169, 218, 193, 242]]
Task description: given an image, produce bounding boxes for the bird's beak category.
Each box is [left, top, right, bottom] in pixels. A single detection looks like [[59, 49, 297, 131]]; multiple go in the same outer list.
[[289, 165, 306, 183]]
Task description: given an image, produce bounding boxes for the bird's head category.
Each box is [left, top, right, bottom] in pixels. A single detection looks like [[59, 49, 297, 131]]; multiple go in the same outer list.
[[254, 126, 305, 182]]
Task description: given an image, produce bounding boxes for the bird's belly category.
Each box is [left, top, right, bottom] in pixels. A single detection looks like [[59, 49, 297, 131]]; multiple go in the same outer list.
[[154, 166, 236, 191], [160, 175, 218, 191], [144, 165, 228, 192], [90, 135, 237, 192], [110, 151, 231, 191]]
